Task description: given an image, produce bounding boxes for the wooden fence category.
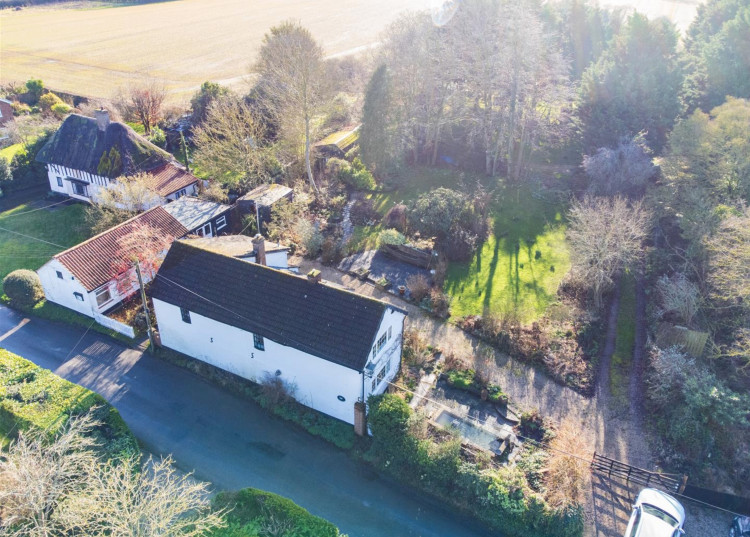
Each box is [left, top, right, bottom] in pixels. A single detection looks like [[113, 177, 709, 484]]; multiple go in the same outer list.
[[591, 452, 688, 494]]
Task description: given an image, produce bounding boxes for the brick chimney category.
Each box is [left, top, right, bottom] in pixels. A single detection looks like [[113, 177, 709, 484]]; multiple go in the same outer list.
[[251, 234, 266, 266], [307, 269, 321, 283], [95, 108, 110, 132]]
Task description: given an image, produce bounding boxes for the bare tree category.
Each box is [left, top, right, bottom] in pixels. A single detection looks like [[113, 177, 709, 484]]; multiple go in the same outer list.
[[117, 81, 166, 135], [567, 196, 650, 309], [254, 21, 330, 194], [656, 272, 702, 327], [193, 95, 275, 192], [96, 172, 161, 213], [583, 135, 656, 195], [111, 223, 175, 299], [0, 412, 100, 537], [75, 455, 225, 537]]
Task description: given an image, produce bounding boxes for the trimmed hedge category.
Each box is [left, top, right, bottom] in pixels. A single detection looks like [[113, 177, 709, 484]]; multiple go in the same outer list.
[[211, 488, 342, 537], [3, 269, 44, 307], [0, 349, 138, 460], [367, 394, 583, 537]]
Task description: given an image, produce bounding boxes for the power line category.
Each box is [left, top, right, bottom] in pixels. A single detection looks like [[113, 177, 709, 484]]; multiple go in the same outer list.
[[0, 226, 68, 249], [0, 198, 71, 218]]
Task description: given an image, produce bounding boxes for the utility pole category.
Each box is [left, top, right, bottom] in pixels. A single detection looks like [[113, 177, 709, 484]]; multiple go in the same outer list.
[[135, 261, 156, 353], [180, 130, 190, 172]]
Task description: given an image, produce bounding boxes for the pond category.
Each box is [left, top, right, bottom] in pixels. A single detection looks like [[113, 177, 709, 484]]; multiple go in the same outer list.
[[434, 410, 509, 455]]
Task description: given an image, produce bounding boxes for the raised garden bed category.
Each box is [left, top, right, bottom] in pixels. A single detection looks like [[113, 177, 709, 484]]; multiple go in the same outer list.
[[442, 368, 509, 405]]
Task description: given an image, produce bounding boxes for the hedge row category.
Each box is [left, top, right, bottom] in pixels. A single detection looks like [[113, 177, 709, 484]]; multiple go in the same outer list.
[[367, 394, 583, 537], [0, 348, 138, 460], [210, 488, 342, 537]]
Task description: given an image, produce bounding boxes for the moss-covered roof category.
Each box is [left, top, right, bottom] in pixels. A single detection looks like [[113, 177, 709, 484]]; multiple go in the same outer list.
[[314, 124, 361, 151], [36, 114, 172, 177]]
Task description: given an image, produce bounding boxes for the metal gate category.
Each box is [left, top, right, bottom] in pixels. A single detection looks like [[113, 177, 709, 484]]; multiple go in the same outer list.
[[591, 451, 688, 494]]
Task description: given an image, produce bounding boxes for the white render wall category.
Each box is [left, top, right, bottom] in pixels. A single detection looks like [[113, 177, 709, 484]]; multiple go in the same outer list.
[[38, 259, 140, 318], [152, 298, 405, 424], [47, 164, 111, 204]]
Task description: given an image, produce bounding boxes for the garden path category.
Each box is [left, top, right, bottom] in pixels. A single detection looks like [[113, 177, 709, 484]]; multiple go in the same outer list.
[[296, 258, 730, 537]]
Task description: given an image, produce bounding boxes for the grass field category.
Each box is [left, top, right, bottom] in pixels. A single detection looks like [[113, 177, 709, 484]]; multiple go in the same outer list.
[[0, 200, 90, 279], [444, 183, 570, 322], [0, 143, 24, 163], [0, 0, 437, 104]]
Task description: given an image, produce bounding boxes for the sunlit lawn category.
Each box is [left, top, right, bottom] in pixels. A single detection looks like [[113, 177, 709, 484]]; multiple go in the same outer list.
[[0, 201, 90, 279], [0, 143, 24, 163], [364, 166, 571, 323], [610, 274, 636, 408], [444, 183, 571, 323]]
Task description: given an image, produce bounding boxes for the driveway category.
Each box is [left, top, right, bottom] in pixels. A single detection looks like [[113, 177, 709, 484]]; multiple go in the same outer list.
[[0, 305, 487, 537]]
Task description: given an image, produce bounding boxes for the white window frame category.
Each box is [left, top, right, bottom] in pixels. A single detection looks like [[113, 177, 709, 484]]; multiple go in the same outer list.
[[56, 176, 63, 187], [72, 182, 88, 197], [197, 222, 212, 237], [95, 286, 113, 308], [215, 215, 227, 231]]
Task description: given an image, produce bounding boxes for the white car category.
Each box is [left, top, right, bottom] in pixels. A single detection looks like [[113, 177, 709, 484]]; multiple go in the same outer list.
[[624, 488, 686, 537]]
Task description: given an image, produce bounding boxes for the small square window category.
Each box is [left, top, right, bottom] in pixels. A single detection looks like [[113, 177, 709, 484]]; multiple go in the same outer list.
[[56, 176, 63, 187], [215, 215, 227, 231], [74, 292, 84, 301], [180, 307, 191, 324], [95, 287, 112, 307], [56, 270, 63, 279], [254, 334, 265, 351]]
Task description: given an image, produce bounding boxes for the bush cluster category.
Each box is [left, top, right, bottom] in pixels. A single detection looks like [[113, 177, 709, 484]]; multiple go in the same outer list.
[[328, 157, 375, 190], [3, 269, 44, 307], [377, 228, 406, 250], [367, 394, 583, 537], [443, 368, 509, 404], [211, 488, 342, 537]]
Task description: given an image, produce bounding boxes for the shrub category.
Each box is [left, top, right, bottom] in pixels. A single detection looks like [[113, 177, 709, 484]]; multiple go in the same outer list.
[[406, 274, 430, 303], [519, 409, 547, 442], [38, 92, 64, 115], [332, 157, 376, 190], [149, 125, 167, 148], [428, 288, 451, 318], [24, 78, 44, 105], [377, 229, 405, 250], [407, 187, 467, 239], [11, 101, 31, 115], [442, 225, 478, 262], [50, 102, 72, 119], [383, 203, 407, 232], [349, 198, 378, 226], [294, 218, 323, 258], [3, 269, 44, 307], [212, 489, 341, 537], [320, 237, 342, 266]]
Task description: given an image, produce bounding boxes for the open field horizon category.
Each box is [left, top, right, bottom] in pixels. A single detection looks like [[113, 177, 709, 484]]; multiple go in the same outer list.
[[0, 0, 704, 104]]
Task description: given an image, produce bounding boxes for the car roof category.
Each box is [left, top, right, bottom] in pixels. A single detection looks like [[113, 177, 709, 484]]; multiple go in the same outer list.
[[636, 488, 685, 524], [637, 512, 677, 537]]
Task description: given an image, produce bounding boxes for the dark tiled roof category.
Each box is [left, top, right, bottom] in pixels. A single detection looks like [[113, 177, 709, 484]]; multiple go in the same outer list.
[[144, 163, 200, 197], [36, 114, 171, 177], [150, 241, 397, 371], [55, 207, 188, 291]]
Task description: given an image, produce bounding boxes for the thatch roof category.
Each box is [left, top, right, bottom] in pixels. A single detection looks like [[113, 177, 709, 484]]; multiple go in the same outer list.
[[36, 114, 172, 178]]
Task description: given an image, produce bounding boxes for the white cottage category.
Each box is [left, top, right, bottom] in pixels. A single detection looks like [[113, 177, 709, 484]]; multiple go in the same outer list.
[[36, 110, 199, 206], [37, 206, 188, 319], [149, 240, 407, 424]]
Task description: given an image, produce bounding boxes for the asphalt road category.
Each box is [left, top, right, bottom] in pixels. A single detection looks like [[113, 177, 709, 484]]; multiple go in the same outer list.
[[0, 306, 489, 537]]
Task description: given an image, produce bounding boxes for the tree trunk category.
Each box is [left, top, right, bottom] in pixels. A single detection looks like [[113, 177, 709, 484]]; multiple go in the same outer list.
[[431, 122, 442, 166], [304, 117, 319, 194]]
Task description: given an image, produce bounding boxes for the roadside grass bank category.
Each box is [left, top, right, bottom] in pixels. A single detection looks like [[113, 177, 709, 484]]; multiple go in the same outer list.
[[0, 348, 138, 457]]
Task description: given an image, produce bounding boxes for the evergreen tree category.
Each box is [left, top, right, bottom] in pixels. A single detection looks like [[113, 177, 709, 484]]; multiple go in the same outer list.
[[577, 13, 682, 153], [359, 64, 396, 178]]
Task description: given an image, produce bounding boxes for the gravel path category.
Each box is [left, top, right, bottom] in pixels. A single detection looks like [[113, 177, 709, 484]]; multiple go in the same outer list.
[[297, 258, 732, 536]]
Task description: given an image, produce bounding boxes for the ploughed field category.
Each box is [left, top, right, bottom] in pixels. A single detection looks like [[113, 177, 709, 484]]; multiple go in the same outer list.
[[0, 0, 436, 104]]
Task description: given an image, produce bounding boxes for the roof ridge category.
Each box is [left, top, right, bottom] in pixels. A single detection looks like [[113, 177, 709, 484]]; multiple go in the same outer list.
[[173, 240, 399, 311]]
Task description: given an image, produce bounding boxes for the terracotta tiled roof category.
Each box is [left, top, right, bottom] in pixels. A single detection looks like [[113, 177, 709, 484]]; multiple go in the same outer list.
[[56, 207, 188, 291], [142, 162, 199, 197]]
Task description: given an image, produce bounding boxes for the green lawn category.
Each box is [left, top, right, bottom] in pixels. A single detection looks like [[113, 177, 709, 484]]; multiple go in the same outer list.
[[360, 167, 571, 323], [610, 274, 636, 408], [444, 183, 570, 322], [0, 201, 90, 279], [0, 142, 25, 163]]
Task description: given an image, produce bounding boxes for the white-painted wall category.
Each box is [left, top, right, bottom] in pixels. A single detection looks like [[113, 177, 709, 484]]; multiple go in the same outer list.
[[242, 250, 289, 270], [38, 259, 140, 319], [363, 308, 406, 400], [165, 183, 198, 201], [153, 298, 404, 424], [46, 164, 110, 203]]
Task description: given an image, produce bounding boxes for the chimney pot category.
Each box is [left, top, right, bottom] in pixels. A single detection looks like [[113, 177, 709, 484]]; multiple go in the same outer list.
[[307, 269, 321, 283], [251, 234, 266, 266], [95, 108, 110, 132]]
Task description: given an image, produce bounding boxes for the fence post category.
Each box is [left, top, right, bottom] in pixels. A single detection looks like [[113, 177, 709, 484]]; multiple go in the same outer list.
[[679, 475, 688, 494]]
